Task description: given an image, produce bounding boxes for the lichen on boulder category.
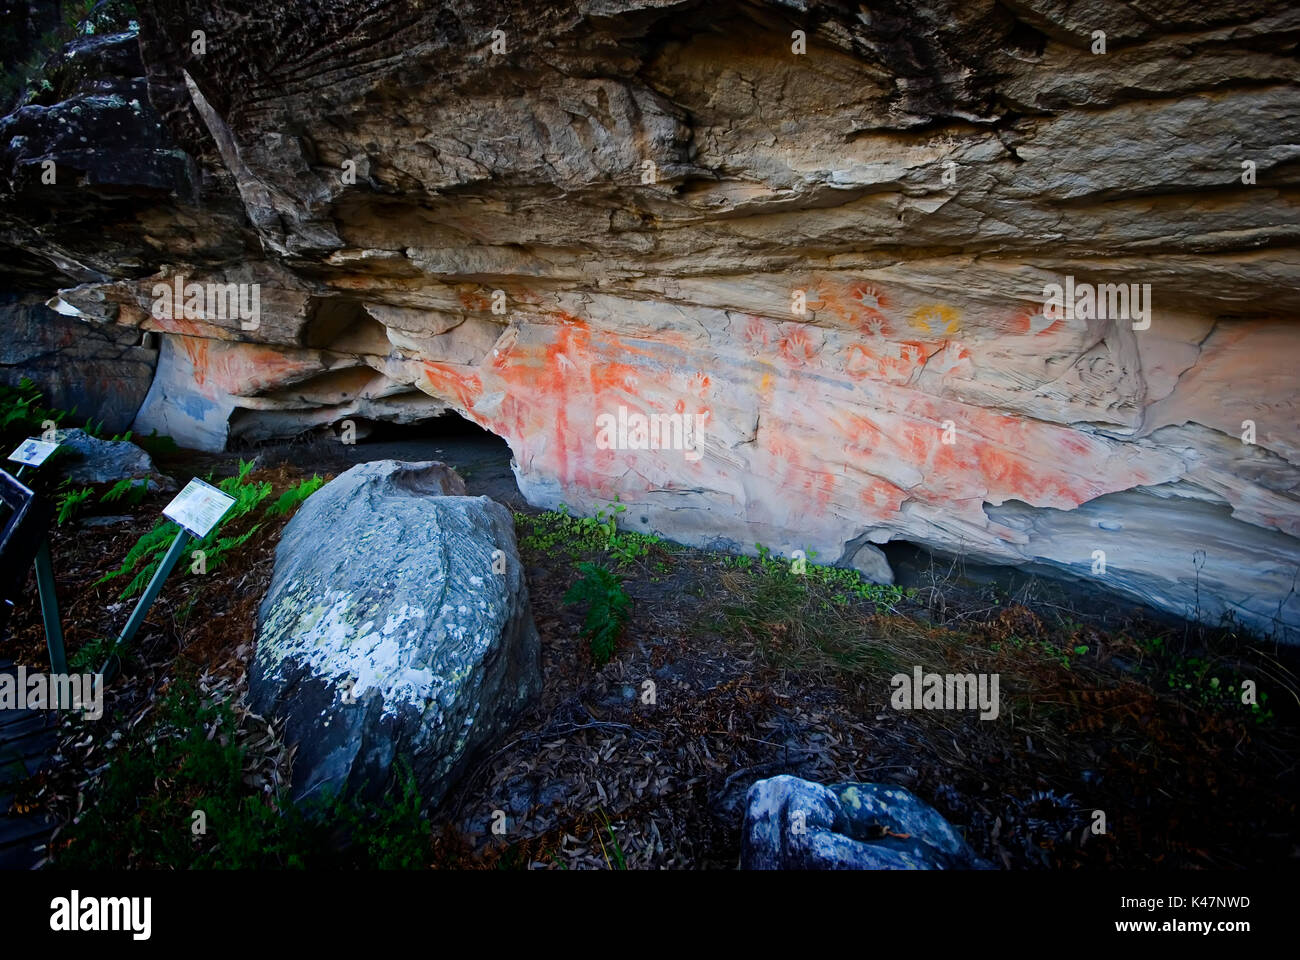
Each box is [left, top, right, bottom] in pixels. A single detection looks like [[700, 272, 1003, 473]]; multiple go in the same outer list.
[[248, 459, 541, 809]]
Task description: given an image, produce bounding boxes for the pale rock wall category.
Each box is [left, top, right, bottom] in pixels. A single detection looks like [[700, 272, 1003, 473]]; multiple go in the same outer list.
[[1, 1, 1297, 638]]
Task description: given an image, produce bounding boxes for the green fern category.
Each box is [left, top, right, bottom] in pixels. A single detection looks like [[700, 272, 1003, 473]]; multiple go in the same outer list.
[[97, 520, 179, 596], [0, 377, 65, 437], [100, 477, 148, 505], [56, 486, 93, 524], [135, 429, 178, 457], [265, 475, 323, 517], [562, 561, 630, 666], [97, 461, 274, 599]]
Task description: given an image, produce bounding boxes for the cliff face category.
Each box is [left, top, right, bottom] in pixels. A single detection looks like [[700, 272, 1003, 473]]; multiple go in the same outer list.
[[3, 1, 1298, 638]]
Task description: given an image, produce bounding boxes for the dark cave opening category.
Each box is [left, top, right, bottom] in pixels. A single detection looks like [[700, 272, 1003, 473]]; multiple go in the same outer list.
[[244, 408, 524, 507]]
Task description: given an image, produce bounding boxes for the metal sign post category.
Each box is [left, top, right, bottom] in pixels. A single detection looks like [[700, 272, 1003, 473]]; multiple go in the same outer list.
[[4, 443, 65, 672], [7, 437, 59, 482], [100, 478, 235, 680], [2, 453, 237, 685], [0, 469, 66, 674], [113, 529, 192, 650], [32, 540, 67, 675]]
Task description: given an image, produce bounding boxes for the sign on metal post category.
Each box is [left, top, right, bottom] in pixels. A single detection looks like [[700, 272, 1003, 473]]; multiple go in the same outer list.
[[107, 478, 236, 678], [163, 478, 238, 538], [7, 438, 59, 468], [0, 469, 65, 673], [7, 437, 59, 478]]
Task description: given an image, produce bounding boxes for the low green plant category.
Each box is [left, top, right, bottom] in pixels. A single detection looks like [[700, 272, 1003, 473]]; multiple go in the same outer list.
[[1137, 635, 1166, 655], [265, 474, 324, 517], [595, 499, 627, 541], [55, 485, 93, 524], [64, 0, 97, 34], [57, 682, 433, 869], [67, 636, 123, 673], [563, 561, 631, 666], [97, 460, 273, 598], [608, 536, 650, 566], [1164, 656, 1275, 724], [2, 0, 138, 111], [0, 379, 167, 456], [135, 429, 179, 458], [717, 545, 908, 676], [99, 477, 148, 506], [749, 543, 910, 614], [0, 378, 64, 438], [515, 505, 667, 569], [595, 809, 627, 870]]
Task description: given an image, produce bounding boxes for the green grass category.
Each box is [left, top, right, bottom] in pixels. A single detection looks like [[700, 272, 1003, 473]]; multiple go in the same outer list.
[[595, 809, 627, 870], [716, 545, 913, 677], [515, 502, 671, 570]]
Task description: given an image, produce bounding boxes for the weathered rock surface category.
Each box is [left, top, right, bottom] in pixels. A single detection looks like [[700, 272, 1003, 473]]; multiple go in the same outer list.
[[741, 774, 990, 870], [1, 2, 1298, 639], [54, 427, 172, 490], [248, 460, 541, 807], [0, 293, 156, 434]]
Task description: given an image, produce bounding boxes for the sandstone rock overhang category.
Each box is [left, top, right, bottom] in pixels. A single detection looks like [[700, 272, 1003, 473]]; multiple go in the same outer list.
[[1, 0, 1297, 640]]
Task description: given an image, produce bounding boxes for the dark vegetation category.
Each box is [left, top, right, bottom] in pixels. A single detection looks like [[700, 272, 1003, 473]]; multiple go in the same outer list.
[[1, 1, 138, 113]]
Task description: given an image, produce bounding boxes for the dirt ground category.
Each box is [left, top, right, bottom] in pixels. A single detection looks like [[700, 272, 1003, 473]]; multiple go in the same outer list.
[[5, 424, 1298, 870]]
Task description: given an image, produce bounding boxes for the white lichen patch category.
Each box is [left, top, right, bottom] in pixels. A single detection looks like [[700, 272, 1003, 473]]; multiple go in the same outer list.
[[248, 466, 541, 810], [257, 567, 507, 719], [259, 586, 446, 713]]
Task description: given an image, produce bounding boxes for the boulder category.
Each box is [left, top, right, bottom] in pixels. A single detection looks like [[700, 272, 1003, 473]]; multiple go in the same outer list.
[[741, 775, 990, 870], [248, 460, 541, 809], [849, 542, 894, 586], [54, 428, 173, 491]]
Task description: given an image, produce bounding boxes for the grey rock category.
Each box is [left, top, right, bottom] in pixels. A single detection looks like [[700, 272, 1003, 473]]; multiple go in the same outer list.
[[741, 775, 991, 870], [55, 428, 172, 490], [849, 543, 894, 586], [248, 460, 541, 810], [80, 514, 134, 527]]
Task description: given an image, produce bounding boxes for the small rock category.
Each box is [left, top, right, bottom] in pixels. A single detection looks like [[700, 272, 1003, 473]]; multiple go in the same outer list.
[[741, 775, 991, 870], [849, 543, 894, 585], [55, 428, 174, 490], [80, 514, 134, 527]]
